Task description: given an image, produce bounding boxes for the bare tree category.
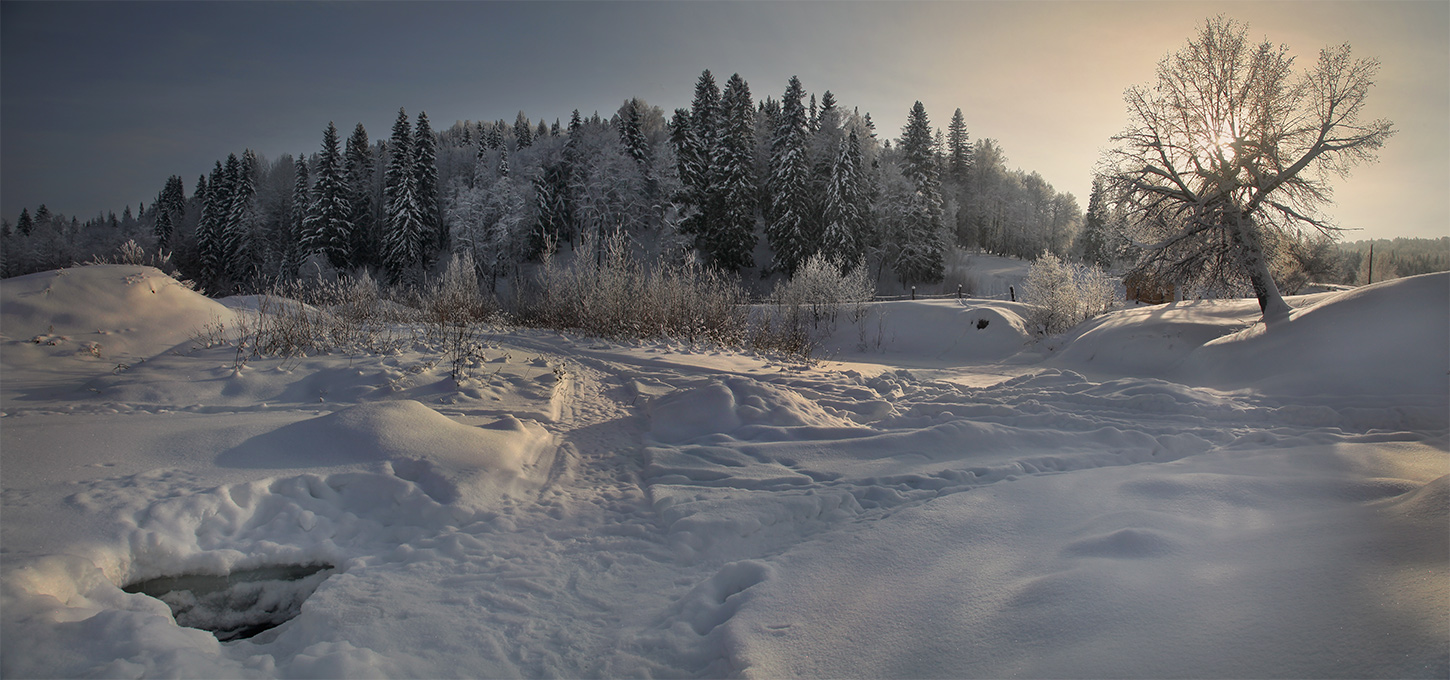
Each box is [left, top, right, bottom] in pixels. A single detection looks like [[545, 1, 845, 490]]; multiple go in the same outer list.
[[1103, 16, 1393, 324]]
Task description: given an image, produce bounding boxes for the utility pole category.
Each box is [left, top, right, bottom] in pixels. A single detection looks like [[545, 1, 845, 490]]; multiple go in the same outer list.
[[1367, 243, 1374, 284]]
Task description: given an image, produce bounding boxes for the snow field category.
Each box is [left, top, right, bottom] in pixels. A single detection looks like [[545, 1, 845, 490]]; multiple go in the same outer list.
[[1, 264, 1446, 677]]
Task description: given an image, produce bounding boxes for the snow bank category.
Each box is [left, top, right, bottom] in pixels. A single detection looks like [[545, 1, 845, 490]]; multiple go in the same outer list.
[[0, 265, 233, 362], [1184, 272, 1449, 395], [1, 262, 1445, 678], [1055, 272, 1449, 397], [819, 299, 1033, 366], [221, 401, 555, 511]]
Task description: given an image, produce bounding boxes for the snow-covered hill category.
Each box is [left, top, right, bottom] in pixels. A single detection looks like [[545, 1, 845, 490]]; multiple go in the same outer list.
[[2, 265, 1445, 678]]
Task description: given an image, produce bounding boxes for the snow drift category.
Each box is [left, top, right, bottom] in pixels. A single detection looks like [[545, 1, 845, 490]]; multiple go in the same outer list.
[[2, 262, 1445, 678]]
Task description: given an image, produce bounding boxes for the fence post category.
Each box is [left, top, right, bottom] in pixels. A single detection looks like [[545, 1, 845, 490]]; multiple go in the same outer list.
[[1010, 285, 1016, 302], [957, 284, 962, 299], [911, 286, 916, 300]]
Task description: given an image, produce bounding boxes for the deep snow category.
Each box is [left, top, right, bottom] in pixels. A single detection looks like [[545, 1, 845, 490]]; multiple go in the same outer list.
[[1, 263, 1446, 678]]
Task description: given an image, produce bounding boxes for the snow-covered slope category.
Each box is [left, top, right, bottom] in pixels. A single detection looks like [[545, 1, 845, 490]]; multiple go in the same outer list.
[[2, 264, 1445, 678]]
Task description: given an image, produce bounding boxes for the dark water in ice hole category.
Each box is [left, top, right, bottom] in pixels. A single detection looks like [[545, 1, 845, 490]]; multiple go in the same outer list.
[[123, 564, 335, 641]]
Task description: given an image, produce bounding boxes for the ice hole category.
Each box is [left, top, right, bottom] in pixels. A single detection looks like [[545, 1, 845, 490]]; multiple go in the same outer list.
[[122, 563, 335, 641], [976, 318, 990, 329]]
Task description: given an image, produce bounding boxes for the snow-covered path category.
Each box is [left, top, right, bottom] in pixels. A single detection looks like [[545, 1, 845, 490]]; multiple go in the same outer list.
[[2, 266, 1446, 678]]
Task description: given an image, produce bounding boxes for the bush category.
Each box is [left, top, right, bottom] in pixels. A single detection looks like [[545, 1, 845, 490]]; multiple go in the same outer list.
[[518, 229, 749, 346], [1021, 252, 1118, 335], [754, 253, 875, 357]]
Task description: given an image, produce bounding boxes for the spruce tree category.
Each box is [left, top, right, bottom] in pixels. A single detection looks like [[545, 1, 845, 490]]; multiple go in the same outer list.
[[283, 155, 310, 278], [152, 175, 186, 251], [414, 111, 442, 254], [197, 161, 228, 291], [514, 112, 533, 148], [383, 108, 426, 286], [1078, 177, 1112, 269], [710, 73, 759, 271], [821, 129, 867, 267], [897, 102, 946, 284], [618, 99, 654, 191], [221, 152, 257, 288], [304, 123, 354, 269], [16, 208, 32, 236], [947, 108, 972, 185], [344, 123, 375, 265], [766, 76, 814, 275]]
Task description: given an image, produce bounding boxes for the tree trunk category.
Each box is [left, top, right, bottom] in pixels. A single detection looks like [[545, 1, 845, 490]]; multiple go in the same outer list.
[[1228, 213, 1291, 326]]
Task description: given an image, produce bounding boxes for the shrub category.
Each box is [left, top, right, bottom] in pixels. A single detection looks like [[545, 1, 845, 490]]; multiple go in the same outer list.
[[1021, 252, 1118, 335], [519, 230, 749, 346]]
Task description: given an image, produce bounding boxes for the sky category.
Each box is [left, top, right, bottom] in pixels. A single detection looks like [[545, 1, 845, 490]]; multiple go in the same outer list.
[[2, 0, 1446, 241]]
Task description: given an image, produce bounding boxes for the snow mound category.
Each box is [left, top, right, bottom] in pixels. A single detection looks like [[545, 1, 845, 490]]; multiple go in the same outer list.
[[1183, 272, 1449, 395], [221, 400, 554, 510], [646, 376, 855, 444], [0, 265, 233, 361], [1050, 297, 1269, 377], [820, 299, 1032, 365]]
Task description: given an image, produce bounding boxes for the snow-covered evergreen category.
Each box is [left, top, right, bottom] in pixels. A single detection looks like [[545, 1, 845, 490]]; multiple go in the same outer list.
[[303, 123, 355, 271], [766, 76, 814, 276], [383, 109, 427, 286]]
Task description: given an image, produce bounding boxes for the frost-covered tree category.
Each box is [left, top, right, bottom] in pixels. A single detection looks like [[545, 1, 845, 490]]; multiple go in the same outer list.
[[618, 99, 654, 186], [283, 155, 309, 279], [151, 175, 186, 251], [413, 111, 442, 255], [303, 123, 354, 269], [196, 161, 228, 290], [947, 108, 971, 186], [222, 151, 260, 289], [821, 129, 868, 267], [708, 73, 759, 271], [384, 108, 427, 286], [1103, 16, 1394, 324], [344, 123, 375, 266], [514, 111, 533, 149], [1076, 178, 1113, 269], [15, 208, 33, 237], [767, 76, 814, 276], [895, 102, 946, 283]]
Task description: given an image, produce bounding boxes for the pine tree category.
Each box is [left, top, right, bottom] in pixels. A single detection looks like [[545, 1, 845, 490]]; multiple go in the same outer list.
[[673, 70, 724, 255], [221, 152, 259, 288], [530, 160, 573, 257], [947, 108, 972, 185], [537, 119, 549, 141], [197, 161, 228, 291], [821, 129, 867, 267], [514, 111, 533, 148], [383, 108, 426, 286], [568, 109, 583, 135], [303, 123, 354, 269], [618, 98, 654, 190], [151, 175, 186, 251], [709, 73, 759, 271], [818, 91, 839, 133], [283, 155, 310, 278], [766, 76, 814, 275], [897, 102, 946, 284], [16, 208, 32, 236], [344, 123, 375, 266], [414, 111, 442, 254], [1078, 177, 1112, 269]]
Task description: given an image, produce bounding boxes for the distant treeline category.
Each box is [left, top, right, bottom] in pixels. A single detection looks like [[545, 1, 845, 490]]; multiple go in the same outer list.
[[0, 70, 1082, 298], [1334, 237, 1450, 284]]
